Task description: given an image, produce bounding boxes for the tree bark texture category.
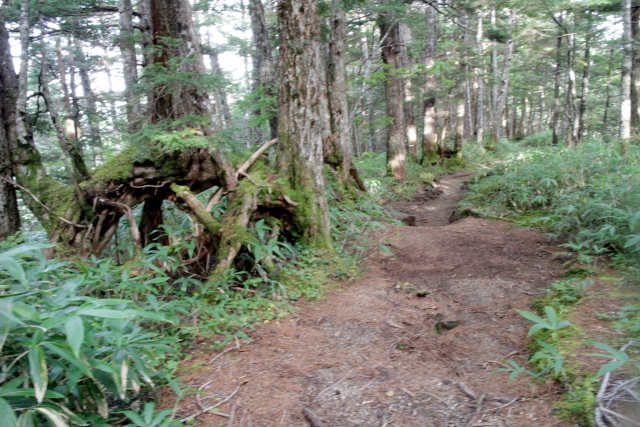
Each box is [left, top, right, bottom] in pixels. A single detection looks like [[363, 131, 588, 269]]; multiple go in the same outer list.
[[379, 13, 406, 181], [249, 0, 277, 139], [622, 0, 633, 156], [148, 0, 212, 129], [399, 22, 417, 161], [551, 32, 562, 146], [491, 10, 515, 141], [73, 38, 104, 166], [632, 4, 640, 128], [325, 0, 353, 184], [602, 46, 615, 138], [277, 0, 332, 248], [207, 47, 234, 128], [119, 0, 142, 134], [0, 8, 22, 239], [564, 30, 579, 147], [490, 8, 498, 134], [39, 18, 89, 184], [475, 11, 485, 146], [422, 4, 438, 163], [455, 8, 468, 155], [577, 35, 591, 145]]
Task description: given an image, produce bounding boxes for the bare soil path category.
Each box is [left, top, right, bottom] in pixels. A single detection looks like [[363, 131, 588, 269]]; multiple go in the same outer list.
[[176, 172, 569, 427]]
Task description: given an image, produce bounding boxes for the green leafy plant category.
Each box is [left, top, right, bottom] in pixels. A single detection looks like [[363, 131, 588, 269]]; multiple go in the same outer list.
[[585, 341, 640, 377], [122, 402, 182, 427], [518, 306, 572, 339], [0, 244, 179, 425], [460, 143, 640, 262], [493, 360, 540, 384], [530, 340, 566, 378]]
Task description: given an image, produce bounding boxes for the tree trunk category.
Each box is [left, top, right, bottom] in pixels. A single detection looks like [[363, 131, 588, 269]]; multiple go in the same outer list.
[[577, 35, 591, 145], [379, 13, 406, 181], [476, 11, 485, 146], [0, 45, 20, 240], [564, 30, 579, 148], [491, 10, 515, 141], [325, 0, 356, 186], [249, 0, 277, 140], [455, 8, 468, 155], [421, 3, 438, 163], [461, 9, 473, 141], [360, 32, 373, 153], [73, 38, 104, 166], [0, 2, 28, 240], [551, 32, 562, 146], [602, 46, 615, 138], [119, 0, 142, 134], [399, 22, 417, 162], [148, 0, 213, 129], [40, 22, 89, 183], [207, 47, 234, 129], [0, 126, 20, 240], [632, 4, 640, 128], [55, 38, 82, 158], [490, 8, 498, 138], [622, 0, 633, 156], [277, 0, 332, 248], [454, 80, 465, 156]]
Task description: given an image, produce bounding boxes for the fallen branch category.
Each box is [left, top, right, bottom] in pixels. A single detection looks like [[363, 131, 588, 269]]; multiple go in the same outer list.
[[595, 341, 635, 427], [171, 183, 222, 238], [236, 138, 278, 178], [238, 170, 271, 189], [599, 406, 640, 426]]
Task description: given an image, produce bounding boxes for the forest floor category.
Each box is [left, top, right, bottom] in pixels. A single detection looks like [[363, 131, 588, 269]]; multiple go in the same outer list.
[[170, 172, 575, 426]]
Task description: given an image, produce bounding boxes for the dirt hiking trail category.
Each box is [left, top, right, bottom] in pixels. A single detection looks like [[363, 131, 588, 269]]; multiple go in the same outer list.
[[176, 172, 569, 427]]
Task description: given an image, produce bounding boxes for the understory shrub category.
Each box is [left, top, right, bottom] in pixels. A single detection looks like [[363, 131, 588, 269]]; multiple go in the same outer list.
[[461, 142, 640, 262]]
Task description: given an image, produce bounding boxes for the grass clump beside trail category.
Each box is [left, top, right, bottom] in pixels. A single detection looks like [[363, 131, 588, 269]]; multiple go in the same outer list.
[[460, 142, 640, 265], [459, 139, 640, 426]]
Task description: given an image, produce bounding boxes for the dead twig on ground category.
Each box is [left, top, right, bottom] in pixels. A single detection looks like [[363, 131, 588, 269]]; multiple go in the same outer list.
[[465, 392, 486, 426], [478, 397, 521, 414], [313, 369, 354, 402], [179, 379, 248, 423], [227, 402, 237, 427], [417, 391, 450, 407], [595, 341, 636, 427], [195, 380, 214, 409], [210, 337, 241, 364], [301, 405, 326, 427], [599, 406, 640, 426], [458, 382, 477, 400]]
